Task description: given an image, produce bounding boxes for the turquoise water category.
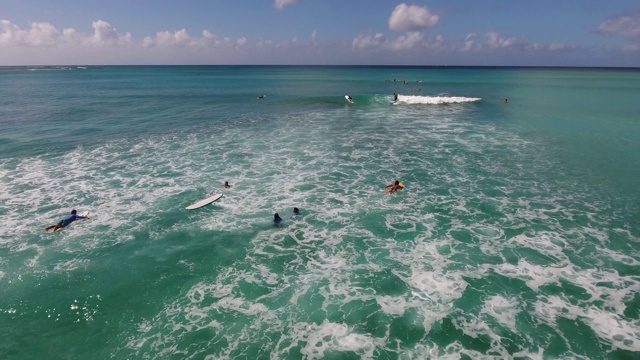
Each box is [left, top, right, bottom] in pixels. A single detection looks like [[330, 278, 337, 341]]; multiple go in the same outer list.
[[1, 66, 639, 359]]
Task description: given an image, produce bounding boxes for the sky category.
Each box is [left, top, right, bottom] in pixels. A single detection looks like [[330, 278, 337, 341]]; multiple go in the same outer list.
[[1, 0, 639, 67]]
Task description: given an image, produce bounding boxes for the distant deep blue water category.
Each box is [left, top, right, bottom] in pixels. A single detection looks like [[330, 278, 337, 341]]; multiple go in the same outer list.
[[1, 66, 639, 359]]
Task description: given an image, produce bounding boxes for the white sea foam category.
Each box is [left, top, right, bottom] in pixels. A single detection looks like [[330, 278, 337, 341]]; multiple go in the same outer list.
[[481, 295, 521, 333], [292, 321, 378, 360], [397, 94, 481, 105]]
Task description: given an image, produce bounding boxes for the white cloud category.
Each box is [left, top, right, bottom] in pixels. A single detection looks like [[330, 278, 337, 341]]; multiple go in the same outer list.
[[547, 42, 566, 51], [141, 28, 246, 49], [26, 22, 60, 46], [461, 33, 476, 52], [145, 28, 193, 47], [276, 36, 301, 49], [274, 0, 302, 10], [430, 34, 444, 49], [525, 41, 571, 52], [352, 31, 429, 51], [485, 31, 516, 49], [0, 15, 634, 66], [387, 31, 424, 50], [91, 20, 118, 44], [0, 19, 131, 47], [255, 38, 273, 49], [525, 43, 545, 51], [388, 3, 439, 33], [598, 10, 640, 39], [0, 20, 61, 46], [352, 33, 385, 49], [202, 30, 215, 39]]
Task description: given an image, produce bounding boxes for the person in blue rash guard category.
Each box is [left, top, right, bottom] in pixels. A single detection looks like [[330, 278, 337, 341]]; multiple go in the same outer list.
[[45, 209, 87, 232]]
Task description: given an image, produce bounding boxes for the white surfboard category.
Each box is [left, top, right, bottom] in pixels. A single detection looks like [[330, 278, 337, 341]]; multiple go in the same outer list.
[[46, 211, 90, 233], [185, 193, 223, 210], [345, 95, 354, 104]]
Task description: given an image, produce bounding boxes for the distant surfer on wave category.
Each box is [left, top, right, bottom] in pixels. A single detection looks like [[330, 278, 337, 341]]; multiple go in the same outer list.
[[45, 209, 87, 232], [224, 181, 232, 188], [394, 93, 398, 102], [258, 95, 266, 99]]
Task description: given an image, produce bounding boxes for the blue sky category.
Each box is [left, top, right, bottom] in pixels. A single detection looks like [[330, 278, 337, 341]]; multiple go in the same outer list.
[[1, 0, 639, 66]]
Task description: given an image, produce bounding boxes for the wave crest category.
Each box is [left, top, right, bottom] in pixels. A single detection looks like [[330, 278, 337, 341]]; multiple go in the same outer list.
[[398, 95, 481, 104]]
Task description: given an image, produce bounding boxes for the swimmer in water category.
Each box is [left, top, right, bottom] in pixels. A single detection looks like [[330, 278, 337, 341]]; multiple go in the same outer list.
[[273, 213, 283, 226]]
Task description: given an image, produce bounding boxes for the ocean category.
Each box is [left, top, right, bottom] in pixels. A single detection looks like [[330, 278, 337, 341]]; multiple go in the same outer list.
[[1, 66, 639, 359]]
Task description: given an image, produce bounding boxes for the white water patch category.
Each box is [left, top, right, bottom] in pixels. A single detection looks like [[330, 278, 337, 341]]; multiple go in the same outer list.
[[281, 321, 379, 360], [53, 259, 90, 272], [490, 260, 568, 292], [597, 246, 640, 267], [397, 94, 481, 105], [585, 307, 640, 352], [480, 295, 521, 333], [534, 294, 640, 353], [506, 232, 569, 264], [113, 106, 637, 356]]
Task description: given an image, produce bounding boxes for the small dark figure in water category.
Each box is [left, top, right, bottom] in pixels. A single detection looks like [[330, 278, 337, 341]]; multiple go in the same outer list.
[[393, 93, 398, 102], [224, 181, 231, 188], [293, 207, 300, 216], [273, 213, 283, 226], [504, 98, 508, 103]]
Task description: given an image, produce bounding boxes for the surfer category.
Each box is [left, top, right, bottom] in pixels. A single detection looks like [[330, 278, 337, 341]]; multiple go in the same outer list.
[[504, 98, 508, 103], [258, 95, 265, 99], [273, 213, 283, 226], [224, 181, 231, 188], [386, 180, 403, 194], [346, 95, 354, 103], [393, 93, 398, 102], [293, 207, 300, 216], [45, 209, 87, 232]]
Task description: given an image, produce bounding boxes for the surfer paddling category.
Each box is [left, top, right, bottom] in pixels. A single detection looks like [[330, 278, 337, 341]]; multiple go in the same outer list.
[[386, 180, 403, 194], [45, 209, 88, 232]]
